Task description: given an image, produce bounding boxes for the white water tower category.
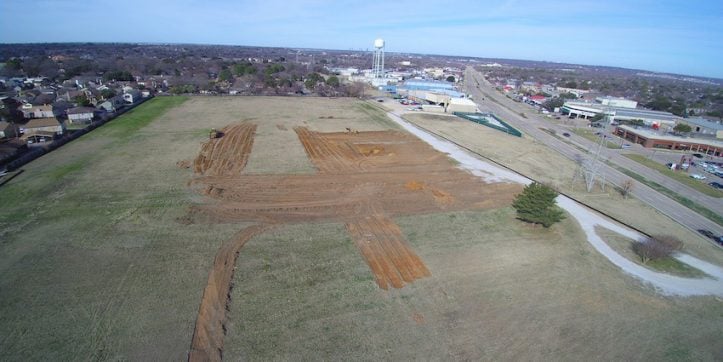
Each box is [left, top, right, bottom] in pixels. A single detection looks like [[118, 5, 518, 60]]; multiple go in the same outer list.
[[372, 38, 385, 79]]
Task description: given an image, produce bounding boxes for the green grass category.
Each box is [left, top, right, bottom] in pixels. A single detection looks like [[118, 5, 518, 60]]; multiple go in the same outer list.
[[647, 257, 708, 278], [92, 96, 188, 139], [355, 102, 399, 129], [571, 128, 621, 149], [611, 165, 723, 226], [623, 154, 723, 198], [47, 158, 87, 181]]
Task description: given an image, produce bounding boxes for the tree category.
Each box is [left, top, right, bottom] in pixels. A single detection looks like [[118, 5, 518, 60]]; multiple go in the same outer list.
[[542, 97, 565, 111], [511, 182, 565, 228], [218, 68, 233, 82], [103, 70, 134, 82], [73, 94, 92, 107], [446, 76, 456, 82], [100, 88, 116, 99], [673, 123, 692, 133], [646, 96, 672, 112], [325, 75, 340, 87], [632, 235, 683, 264], [620, 179, 634, 199], [559, 92, 578, 100], [304, 72, 323, 90], [621, 119, 645, 127]]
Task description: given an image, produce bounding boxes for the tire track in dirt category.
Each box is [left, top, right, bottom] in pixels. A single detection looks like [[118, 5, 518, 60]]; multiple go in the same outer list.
[[188, 224, 271, 362]]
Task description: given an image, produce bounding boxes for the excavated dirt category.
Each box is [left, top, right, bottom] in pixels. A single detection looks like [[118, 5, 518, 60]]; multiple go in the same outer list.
[[347, 214, 431, 290], [187, 123, 521, 361], [193, 123, 256, 176], [188, 224, 270, 362]]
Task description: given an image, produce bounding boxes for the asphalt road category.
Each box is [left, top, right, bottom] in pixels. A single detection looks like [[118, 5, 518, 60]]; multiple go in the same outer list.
[[463, 67, 723, 236]]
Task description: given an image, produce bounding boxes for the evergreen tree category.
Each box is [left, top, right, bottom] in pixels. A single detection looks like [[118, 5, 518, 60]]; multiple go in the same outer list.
[[511, 182, 565, 228]]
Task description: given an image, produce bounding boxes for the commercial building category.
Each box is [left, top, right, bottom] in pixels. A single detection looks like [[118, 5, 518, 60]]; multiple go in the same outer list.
[[596, 96, 637, 109], [398, 79, 465, 105], [447, 97, 478, 113], [562, 101, 680, 128], [677, 117, 723, 139], [614, 125, 722, 156]]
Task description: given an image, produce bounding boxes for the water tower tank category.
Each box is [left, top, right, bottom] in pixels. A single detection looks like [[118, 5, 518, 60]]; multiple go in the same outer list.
[[374, 38, 385, 49]]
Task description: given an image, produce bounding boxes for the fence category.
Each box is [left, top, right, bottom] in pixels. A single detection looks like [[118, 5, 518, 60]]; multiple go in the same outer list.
[[454, 112, 523, 137], [2, 96, 153, 172]]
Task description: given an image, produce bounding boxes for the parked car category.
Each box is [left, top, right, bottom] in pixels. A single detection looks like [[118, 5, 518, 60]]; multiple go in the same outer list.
[[690, 173, 706, 180], [708, 181, 723, 189]]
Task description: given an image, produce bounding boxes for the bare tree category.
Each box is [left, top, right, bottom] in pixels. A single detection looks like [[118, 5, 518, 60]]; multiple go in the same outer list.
[[620, 179, 634, 199], [632, 235, 683, 264]]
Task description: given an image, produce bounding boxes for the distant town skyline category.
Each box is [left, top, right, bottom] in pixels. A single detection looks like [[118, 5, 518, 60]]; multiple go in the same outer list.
[[1, 0, 722, 79]]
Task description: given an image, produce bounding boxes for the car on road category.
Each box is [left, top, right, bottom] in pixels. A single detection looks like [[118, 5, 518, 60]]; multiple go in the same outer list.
[[690, 173, 706, 180], [698, 229, 717, 240], [692, 153, 704, 158], [697, 229, 723, 245], [622, 143, 632, 149], [708, 181, 723, 189], [562, 132, 570, 137]]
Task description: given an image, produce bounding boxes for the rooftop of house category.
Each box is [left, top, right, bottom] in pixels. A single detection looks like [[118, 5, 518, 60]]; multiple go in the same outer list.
[[66, 107, 96, 115], [25, 117, 61, 128]]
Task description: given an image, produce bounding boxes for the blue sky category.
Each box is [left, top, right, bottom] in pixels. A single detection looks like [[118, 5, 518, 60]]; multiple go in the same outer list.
[[2, 0, 722, 79]]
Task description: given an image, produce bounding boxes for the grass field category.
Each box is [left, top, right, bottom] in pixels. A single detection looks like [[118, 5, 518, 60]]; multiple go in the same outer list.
[[623, 153, 723, 198], [0, 96, 397, 359], [1, 97, 721, 360], [570, 128, 622, 149], [225, 209, 722, 360], [403, 113, 723, 265]]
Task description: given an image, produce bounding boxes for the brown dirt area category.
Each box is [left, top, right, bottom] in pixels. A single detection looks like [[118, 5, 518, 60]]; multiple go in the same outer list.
[[186, 121, 521, 360], [193, 123, 257, 176]]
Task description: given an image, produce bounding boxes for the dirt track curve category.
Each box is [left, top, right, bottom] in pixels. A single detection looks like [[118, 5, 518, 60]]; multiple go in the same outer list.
[[186, 122, 521, 361]]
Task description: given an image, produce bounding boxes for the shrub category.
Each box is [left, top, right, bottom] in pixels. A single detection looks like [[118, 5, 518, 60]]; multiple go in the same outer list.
[[632, 235, 683, 264]]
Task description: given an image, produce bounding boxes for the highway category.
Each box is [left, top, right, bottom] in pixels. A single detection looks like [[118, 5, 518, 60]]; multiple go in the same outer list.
[[463, 67, 723, 236]]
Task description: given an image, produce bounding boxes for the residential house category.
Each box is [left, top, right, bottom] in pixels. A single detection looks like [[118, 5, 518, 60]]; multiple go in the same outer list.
[[20, 117, 65, 145], [123, 89, 142, 104], [66, 107, 96, 124], [520, 81, 541, 94], [20, 103, 54, 118], [22, 117, 65, 136], [98, 95, 126, 113]]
